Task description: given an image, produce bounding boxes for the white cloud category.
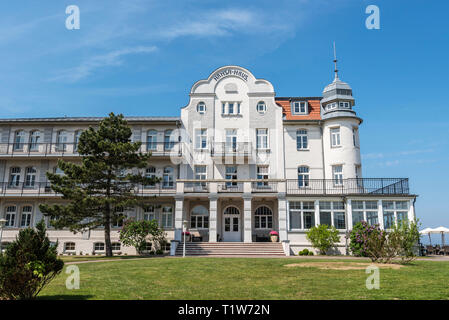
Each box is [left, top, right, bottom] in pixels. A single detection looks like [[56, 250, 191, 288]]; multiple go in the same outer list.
[[49, 46, 158, 82]]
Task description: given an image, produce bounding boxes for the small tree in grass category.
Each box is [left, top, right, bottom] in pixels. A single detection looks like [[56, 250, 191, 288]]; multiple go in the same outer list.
[[306, 224, 340, 255], [119, 218, 167, 254], [39, 113, 159, 256], [0, 220, 64, 300]]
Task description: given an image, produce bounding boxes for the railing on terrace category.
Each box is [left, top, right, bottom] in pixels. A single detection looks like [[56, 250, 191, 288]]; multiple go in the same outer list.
[[0, 141, 182, 157], [217, 182, 244, 193], [210, 142, 252, 157], [251, 181, 278, 193], [286, 178, 410, 195], [0, 181, 176, 197]]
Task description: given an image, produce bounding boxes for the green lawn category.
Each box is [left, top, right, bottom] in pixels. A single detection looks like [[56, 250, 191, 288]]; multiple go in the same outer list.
[[39, 257, 449, 300]]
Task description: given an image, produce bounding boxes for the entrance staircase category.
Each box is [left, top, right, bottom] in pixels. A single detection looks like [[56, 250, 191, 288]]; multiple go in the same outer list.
[[175, 242, 286, 256]]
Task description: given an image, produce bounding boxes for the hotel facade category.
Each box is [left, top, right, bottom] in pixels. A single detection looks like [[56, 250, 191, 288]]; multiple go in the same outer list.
[[0, 66, 417, 256]]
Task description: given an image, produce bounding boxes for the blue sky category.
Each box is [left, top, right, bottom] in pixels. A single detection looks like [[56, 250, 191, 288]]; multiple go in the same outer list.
[[1, 0, 448, 235]]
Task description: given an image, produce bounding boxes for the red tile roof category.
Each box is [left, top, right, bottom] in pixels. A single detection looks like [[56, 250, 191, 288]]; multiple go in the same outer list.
[[275, 98, 322, 121]]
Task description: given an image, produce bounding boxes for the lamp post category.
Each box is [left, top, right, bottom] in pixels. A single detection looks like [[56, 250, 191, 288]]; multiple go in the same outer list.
[[0, 218, 7, 253], [182, 219, 188, 258]]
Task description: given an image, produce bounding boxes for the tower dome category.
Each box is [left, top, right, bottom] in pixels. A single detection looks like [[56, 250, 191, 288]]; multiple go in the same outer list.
[[321, 45, 358, 120]]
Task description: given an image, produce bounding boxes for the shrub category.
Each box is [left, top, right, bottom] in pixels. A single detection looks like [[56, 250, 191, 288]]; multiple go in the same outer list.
[[308, 251, 314, 256], [119, 219, 166, 255], [0, 220, 64, 300], [389, 220, 420, 264], [306, 224, 340, 255], [348, 221, 372, 257], [298, 249, 309, 256], [156, 249, 163, 255]]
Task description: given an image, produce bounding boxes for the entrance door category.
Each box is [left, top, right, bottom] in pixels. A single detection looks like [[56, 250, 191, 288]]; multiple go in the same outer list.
[[223, 206, 241, 242]]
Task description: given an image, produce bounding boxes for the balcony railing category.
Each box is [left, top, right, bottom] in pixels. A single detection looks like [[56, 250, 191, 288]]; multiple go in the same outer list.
[[251, 181, 278, 193], [0, 141, 182, 157], [183, 182, 209, 193], [210, 142, 252, 157], [0, 181, 176, 197], [218, 182, 244, 193], [286, 178, 410, 195]]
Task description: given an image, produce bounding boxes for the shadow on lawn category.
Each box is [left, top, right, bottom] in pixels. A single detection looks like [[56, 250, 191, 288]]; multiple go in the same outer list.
[[37, 294, 94, 300]]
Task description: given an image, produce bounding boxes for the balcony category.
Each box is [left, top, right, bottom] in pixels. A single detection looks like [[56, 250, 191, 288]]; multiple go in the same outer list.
[[286, 178, 410, 195], [210, 142, 252, 158], [218, 182, 244, 193], [141, 141, 182, 157]]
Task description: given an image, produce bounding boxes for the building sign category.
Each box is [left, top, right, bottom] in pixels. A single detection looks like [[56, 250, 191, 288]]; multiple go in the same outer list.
[[212, 68, 248, 82]]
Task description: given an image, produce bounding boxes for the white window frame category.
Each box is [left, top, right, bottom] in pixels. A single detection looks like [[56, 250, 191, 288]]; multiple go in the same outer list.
[[351, 201, 378, 226], [332, 165, 343, 186], [196, 102, 206, 114], [29, 130, 40, 151], [288, 201, 315, 230], [330, 127, 341, 147], [256, 129, 268, 150], [9, 167, 21, 188], [190, 205, 209, 229], [144, 205, 156, 222], [94, 242, 105, 252], [20, 205, 33, 227], [161, 206, 173, 228], [222, 102, 241, 115], [382, 201, 409, 229], [296, 129, 308, 150], [254, 206, 273, 229], [292, 101, 308, 115], [256, 101, 267, 114], [297, 166, 310, 188], [319, 201, 346, 230], [195, 128, 207, 150], [147, 130, 158, 151], [24, 167, 36, 188]]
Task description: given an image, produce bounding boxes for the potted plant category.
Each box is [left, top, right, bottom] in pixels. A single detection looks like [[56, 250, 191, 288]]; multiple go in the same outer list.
[[182, 231, 191, 242], [269, 231, 279, 242]]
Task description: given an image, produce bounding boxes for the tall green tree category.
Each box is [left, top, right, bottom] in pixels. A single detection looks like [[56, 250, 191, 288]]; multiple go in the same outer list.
[[39, 113, 159, 256]]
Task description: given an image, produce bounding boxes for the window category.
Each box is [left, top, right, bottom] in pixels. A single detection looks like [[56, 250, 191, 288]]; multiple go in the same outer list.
[[292, 101, 308, 115], [194, 165, 207, 189], [224, 206, 240, 215], [225, 129, 237, 152], [256, 166, 269, 188], [197, 102, 206, 114], [5, 205, 17, 227], [74, 130, 82, 152], [296, 129, 308, 150], [13, 130, 25, 151], [64, 242, 75, 251], [112, 207, 125, 228], [256, 129, 268, 150], [9, 167, 21, 188], [56, 130, 68, 151], [255, 206, 273, 229], [330, 127, 341, 147], [195, 129, 207, 149], [111, 243, 121, 251], [382, 201, 409, 229], [326, 102, 338, 111], [319, 201, 345, 229], [144, 205, 157, 222], [190, 205, 209, 229], [24, 167, 36, 188], [147, 130, 158, 151], [352, 200, 378, 226], [94, 243, 105, 251], [339, 101, 351, 109], [352, 127, 359, 147], [256, 101, 266, 114], [222, 102, 241, 115], [145, 166, 156, 189], [161, 206, 173, 228], [332, 165, 343, 186], [164, 130, 174, 150], [20, 205, 32, 227], [297, 166, 310, 188], [29, 131, 40, 151], [162, 167, 174, 188], [225, 166, 238, 187], [289, 201, 315, 230]]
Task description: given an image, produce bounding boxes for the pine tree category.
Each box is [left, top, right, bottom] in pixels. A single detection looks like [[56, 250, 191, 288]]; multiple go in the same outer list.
[[39, 113, 159, 256]]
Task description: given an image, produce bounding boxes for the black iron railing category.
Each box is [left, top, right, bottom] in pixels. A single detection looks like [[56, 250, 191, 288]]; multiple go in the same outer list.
[[286, 178, 409, 195]]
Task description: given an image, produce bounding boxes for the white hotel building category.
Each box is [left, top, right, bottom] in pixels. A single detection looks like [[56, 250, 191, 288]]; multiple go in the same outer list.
[[0, 66, 416, 256]]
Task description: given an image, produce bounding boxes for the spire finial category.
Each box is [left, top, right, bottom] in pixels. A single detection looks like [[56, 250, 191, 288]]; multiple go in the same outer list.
[[333, 41, 339, 81]]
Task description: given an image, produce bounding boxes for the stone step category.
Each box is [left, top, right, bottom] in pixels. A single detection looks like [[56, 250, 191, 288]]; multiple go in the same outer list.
[[174, 242, 285, 256]]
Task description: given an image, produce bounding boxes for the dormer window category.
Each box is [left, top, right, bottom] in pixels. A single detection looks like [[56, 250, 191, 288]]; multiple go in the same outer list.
[[292, 101, 308, 115], [197, 102, 206, 114]]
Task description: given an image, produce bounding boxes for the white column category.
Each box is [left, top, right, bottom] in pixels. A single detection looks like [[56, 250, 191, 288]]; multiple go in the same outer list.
[[278, 195, 288, 241], [243, 195, 252, 243], [174, 196, 184, 241], [347, 199, 353, 230], [208, 194, 218, 242], [377, 200, 384, 229], [408, 199, 416, 222], [314, 200, 320, 226]]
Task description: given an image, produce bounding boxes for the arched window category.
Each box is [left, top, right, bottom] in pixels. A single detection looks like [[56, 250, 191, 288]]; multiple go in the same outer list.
[[29, 130, 40, 151], [296, 129, 308, 150], [24, 167, 36, 188], [5, 205, 17, 227], [164, 130, 174, 150], [197, 102, 206, 114], [64, 242, 76, 252], [74, 130, 82, 152], [20, 205, 33, 227], [9, 167, 21, 188], [224, 206, 240, 215], [144, 166, 157, 189], [56, 130, 68, 151], [298, 166, 310, 188], [143, 205, 156, 222], [190, 205, 209, 229], [14, 130, 25, 151], [255, 206, 273, 229], [112, 206, 125, 228], [147, 130, 158, 151], [162, 167, 174, 188], [256, 101, 266, 114]]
